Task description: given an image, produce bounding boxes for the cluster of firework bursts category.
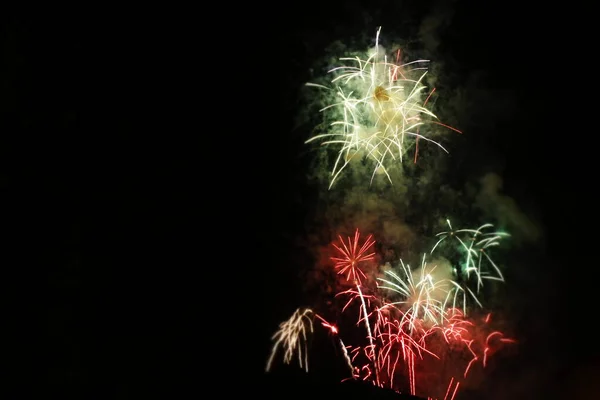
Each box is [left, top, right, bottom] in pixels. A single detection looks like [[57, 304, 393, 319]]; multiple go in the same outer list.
[[266, 28, 515, 400], [267, 225, 514, 399]]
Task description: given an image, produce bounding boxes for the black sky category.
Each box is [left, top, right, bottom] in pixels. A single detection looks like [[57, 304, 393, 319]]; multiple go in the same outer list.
[[3, 2, 598, 399]]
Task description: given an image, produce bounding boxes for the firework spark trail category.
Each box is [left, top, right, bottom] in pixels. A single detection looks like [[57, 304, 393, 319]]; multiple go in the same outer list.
[[444, 377, 460, 400], [266, 308, 314, 372], [374, 310, 440, 395], [431, 219, 509, 285], [345, 306, 514, 398], [340, 300, 492, 398], [305, 27, 461, 188], [428, 308, 516, 383], [336, 287, 378, 317], [356, 283, 379, 385], [430, 219, 510, 314], [314, 314, 357, 376], [266, 309, 358, 377], [377, 255, 453, 330]]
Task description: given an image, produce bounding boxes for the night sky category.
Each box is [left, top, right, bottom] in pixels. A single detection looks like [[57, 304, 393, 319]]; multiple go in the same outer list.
[[4, 2, 598, 399]]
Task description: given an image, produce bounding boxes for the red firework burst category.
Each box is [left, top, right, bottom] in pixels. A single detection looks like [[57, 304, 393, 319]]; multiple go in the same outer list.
[[331, 228, 376, 285]]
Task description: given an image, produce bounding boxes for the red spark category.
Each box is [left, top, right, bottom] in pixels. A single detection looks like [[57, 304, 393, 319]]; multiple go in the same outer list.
[[315, 314, 338, 334], [331, 229, 376, 285]]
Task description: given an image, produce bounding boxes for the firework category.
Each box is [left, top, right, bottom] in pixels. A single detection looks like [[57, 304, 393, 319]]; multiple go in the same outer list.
[[267, 24, 515, 400], [305, 27, 461, 189], [266, 308, 356, 377], [430, 219, 510, 313], [377, 255, 454, 330], [266, 226, 514, 399], [331, 228, 376, 285], [265, 308, 315, 373]]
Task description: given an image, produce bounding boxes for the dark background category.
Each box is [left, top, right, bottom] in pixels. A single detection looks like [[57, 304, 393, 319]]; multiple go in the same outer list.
[[2, 1, 597, 399]]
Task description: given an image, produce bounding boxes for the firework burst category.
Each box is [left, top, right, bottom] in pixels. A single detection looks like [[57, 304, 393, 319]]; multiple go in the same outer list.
[[331, 228, 376, 285], [305, 27, 461, 188], [266, 225, 514, 399], [266, 308, 315, 373], [377, 255, 454, 330], [430, 219, 510, 313]]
